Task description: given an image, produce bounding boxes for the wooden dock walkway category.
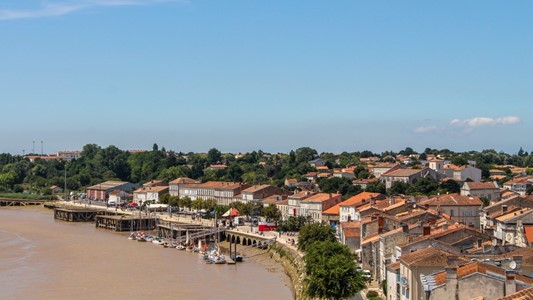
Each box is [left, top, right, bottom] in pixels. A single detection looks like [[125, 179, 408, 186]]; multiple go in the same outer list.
[[95, 215, 157, 231], [54, 207, 101, 222], [0, 198, 48, 207]]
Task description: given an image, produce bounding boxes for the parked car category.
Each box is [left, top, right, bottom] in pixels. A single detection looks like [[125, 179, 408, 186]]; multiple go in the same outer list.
[[362, 270, 371, 280]]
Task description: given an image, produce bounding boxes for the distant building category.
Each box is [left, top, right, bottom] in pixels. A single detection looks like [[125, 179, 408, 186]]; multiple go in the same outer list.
[[461, 181, 500, 201], [133, 186, 169, 204], [418, 194, 483, 228], [86, 181, 137, 201], [168, 177, 198, 197], [57, 151, 81, 160], [308, 158, 327, 168]]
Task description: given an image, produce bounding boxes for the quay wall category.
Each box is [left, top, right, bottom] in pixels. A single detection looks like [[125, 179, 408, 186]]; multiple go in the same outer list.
[[267, 243, 310, 300]]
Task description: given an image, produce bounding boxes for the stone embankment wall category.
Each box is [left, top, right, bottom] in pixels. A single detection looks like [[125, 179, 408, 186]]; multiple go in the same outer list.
[[268, 243, 312, 300]]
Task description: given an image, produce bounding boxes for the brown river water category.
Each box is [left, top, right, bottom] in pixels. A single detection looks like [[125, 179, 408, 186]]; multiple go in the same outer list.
[[0, 206, 293, 300]]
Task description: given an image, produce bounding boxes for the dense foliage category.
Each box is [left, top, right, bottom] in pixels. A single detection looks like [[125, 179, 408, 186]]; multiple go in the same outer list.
[[1, 145, 532, 198], [297, 222, 338, 252], [299, 223, 365, 299]]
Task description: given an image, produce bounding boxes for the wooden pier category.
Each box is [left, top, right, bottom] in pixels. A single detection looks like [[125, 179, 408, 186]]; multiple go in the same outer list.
[[0, 198, 48, 207], [54, 208, 101, 222], [95, 215, 157, 231]]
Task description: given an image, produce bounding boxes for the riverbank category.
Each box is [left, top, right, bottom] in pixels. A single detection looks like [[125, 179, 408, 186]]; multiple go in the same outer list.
[[0, 206, 293, 300]]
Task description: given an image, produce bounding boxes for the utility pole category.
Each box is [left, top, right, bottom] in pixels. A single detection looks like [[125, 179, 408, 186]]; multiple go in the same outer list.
[[64, 163, 67, 202], [40, 141, 43, 155], [32, 141, 35, 154]]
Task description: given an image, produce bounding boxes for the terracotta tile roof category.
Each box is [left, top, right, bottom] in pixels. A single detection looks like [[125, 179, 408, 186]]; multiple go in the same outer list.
[[400, 247, 467, 267], [276, 199, 289, 205], [343, 228, 360, 238], [338, 192, 385, 207], [374, 163, 398, 169], [322, 204, 340, 215], [499, 283, 533, 299], [242, 184, 273, 193], [499, 248, 533, 266], [386, 261, 401, 271], [495, 208, 533, 223], [289, 191, 316, 200], [505, 176, 533, 185], [429, 262, 506, 287], [169, 177, 197, 184], [301, 193, 341, 203], [303, 172, 319, 177], [87, 181, 132, 190], [199, 181, 243, 189], [340, 221, 360, 229], [361, 234, 380, 245], [464, 181, 499, 190], [381, 168, 422, 177], [419, 193, 483, 206], [525, 226, 533, 244], [208, 164, 227, 169], [133, 186, 169, 193]]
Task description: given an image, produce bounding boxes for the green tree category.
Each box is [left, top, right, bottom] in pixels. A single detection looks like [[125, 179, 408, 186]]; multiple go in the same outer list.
[[304, 241, 365, 299], [262, 204, 282, 223], [406, 177, 439, 195], [298, 222, 337, 252], [207, 148, 222, 164], [389, 181, 408, 195], [365, 181, 386, 194], [295, 147, 318, 163], [226, 163, 244, 182], [179, 196, 192, 211], [440, 180, 460, 194]]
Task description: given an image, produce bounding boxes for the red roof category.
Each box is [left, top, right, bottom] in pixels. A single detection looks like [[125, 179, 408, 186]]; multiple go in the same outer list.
[[525, 226, 533, 244]]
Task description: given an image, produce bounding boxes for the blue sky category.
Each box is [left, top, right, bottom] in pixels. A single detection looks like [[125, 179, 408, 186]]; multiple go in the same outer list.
[[1, 1, 532, 155]]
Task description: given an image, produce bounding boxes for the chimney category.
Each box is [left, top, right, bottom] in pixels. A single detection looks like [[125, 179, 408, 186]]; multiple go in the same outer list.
[[370, 197, 376, 206], [423, 225, 431, 236], [329, 193, 332, 199], [477, 239, 482, 248], [505, 270, 517, 296], [502, 205, 508, 214], [445, 266, 458, 297], [401, 223, 409, 233], [443, 223, 449, 231], [389, 197, 395, 206]]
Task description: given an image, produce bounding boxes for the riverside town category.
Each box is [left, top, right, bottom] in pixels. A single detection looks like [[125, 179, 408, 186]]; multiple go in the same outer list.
[[2, 145, 533, 299]]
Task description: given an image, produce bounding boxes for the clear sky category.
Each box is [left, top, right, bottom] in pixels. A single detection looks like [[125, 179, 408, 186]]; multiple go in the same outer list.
[[1, 1, 532, 155]]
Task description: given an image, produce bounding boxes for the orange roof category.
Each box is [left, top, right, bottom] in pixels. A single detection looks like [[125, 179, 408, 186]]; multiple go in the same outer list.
[[323, 204, 340, 215], [525, 226, 533, 244], [343, 228, 360, 238], [496, 208, 533, 222], [242, 184, 273, 193], [500, 285, 533, 300], [338, 192, 384, 207], [464, 181, 499, 190], [419, 193, 483, 206], [381, 168, 422, 177], [400, 247, 467, 267], [133, 186, 169, 193], [302, 193, 341, 203], [169, 177, 197, 184]]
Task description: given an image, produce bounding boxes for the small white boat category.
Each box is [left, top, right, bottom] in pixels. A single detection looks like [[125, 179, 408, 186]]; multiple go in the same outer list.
[[176, 244, 186, 250], [128, 233, 137, 240], [152, 238, 164, 245]]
